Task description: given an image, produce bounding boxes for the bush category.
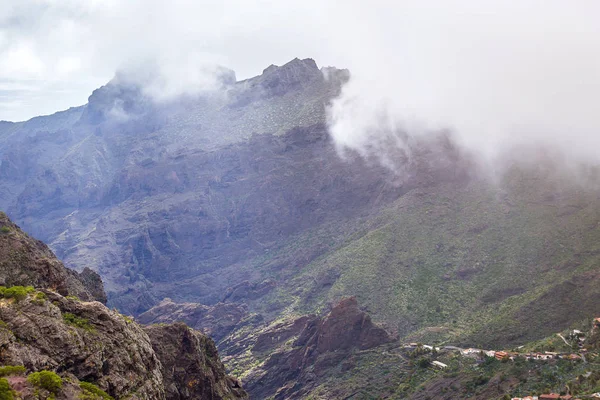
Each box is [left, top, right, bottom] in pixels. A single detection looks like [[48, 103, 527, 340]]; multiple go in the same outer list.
[[0, 286, 35, 301], [34, 292, 47, 303], [79, 382, 114, 400], [63, 313, 94, 331], [0, 378, 13, 400], [27, 371, 63, 394], [0, 366, 26, 377], [417, 357, 431, 368], [0, 227, 10, 234]]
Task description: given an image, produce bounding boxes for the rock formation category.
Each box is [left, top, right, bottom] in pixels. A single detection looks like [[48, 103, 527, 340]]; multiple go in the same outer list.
[[0, 214, 247, 399]]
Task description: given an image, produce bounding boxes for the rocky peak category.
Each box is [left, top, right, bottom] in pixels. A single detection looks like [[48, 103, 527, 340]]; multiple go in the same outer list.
[[257, 58, 323, 96], [309, 296, 394, 353], [242, 297, 395, 399], [78, 77, 151, 125]]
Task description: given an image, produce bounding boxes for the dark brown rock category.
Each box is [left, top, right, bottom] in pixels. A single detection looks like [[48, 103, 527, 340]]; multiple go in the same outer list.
[[243, 297, 394, 399], [144, 323, 248, 400]]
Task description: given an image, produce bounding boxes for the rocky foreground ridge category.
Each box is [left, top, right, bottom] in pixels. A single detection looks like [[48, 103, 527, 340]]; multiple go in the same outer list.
[[0, 212, 247, 400], [142, 296, 395, 399]]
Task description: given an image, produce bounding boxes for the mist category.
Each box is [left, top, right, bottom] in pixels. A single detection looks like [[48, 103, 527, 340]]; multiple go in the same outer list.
[[3, 1, 600, 173], [326, 1, 600, 172]]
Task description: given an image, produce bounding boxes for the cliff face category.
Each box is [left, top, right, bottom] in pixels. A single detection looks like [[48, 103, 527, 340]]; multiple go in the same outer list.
[[0, 289, 165, 399], [241, 297, 394, 399], [0, 214, 247, 400], [0, 212, 106, 303], [144, 323, 246, 400]]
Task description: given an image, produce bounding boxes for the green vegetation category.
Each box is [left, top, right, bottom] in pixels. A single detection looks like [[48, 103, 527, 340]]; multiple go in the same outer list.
[[0, 366, 26, 377], [0, 378, 13, 400], [0, 226, 10, 234], [63, 313, 94, 331], [0, 286, 35, 301], [66, 295, 81, 301], [79, 382, 114, 400], [34, 291, 47, 304], [27, 370, 63, 394], [253, 172, 600, 352]]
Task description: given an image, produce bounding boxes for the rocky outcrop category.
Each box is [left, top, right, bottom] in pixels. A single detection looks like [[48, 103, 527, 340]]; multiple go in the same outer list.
[[0, 212, 106, 302], [0, 289, 165, 399], [138, 298, 249, 342], [243, 297, 395, 399], [144, 323, 247, 400], [0, 214, 247, 400]]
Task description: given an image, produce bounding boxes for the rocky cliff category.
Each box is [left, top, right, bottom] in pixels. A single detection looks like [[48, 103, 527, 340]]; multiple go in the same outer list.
[[0, 214, 247, 400]]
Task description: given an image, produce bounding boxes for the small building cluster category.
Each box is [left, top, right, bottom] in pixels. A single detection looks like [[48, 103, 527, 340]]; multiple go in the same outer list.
[[512, 395, 577, 399]]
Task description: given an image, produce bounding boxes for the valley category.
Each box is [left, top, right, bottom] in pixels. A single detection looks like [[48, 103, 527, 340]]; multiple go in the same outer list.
[[2, 58, 600, 399]]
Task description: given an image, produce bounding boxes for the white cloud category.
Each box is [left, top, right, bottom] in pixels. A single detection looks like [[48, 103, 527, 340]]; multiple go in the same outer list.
[[1, 0, 600, 172]]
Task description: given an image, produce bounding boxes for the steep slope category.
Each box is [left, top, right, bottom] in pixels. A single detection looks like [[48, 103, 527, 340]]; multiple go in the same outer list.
[[144, 323, 247, 400], [0, 58, 363, 315], [0, 214, 247, 400], [0, 212, 106, 302]]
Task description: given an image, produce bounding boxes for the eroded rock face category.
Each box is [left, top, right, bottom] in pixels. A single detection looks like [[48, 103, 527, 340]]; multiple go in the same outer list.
[[0, 212, 106, 302], [0, 290, 165, 399], [242, 297, 395, 399], [144, 323, 247, 400], [0, 214, 247, 400]]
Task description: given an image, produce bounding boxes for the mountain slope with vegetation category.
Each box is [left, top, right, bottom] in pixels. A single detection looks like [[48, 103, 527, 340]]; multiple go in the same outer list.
[[3, 57, 600, 398]]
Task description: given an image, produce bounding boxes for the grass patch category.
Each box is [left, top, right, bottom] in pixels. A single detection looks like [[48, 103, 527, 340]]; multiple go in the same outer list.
[[79, 382, 114, 400], [0, 286, 35, 302], [63, 313, 94, 332], [0, 366, 26, 377], [0, 226, 10, 234]]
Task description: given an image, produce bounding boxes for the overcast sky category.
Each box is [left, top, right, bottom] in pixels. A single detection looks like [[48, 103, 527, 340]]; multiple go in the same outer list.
[[0, 0, 349, 122], [2, 0, 600, 166]]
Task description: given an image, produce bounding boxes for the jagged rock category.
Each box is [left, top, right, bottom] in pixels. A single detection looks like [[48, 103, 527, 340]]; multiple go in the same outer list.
[[138, 298, 248, 342], [0, 290, 165, 399], [243, 297, 395, 399], [0, 214, 247, 400], [300, 297, 393, 353], [144, 323, 248, 400], [0, 212, 106, 302]]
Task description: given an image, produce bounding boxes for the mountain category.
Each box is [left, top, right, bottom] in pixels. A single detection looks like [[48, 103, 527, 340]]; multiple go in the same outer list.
[[3, 57, 600, 398]]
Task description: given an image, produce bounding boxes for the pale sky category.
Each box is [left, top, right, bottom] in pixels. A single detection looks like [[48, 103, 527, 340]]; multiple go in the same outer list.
[[2, 0, 600, 165]]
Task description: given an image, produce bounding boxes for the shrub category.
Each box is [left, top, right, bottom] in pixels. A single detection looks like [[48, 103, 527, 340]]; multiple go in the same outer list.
[[0, 378, 13, 400], [27, 370, 62, 394], [63, 313, 94, 331], [0, 226, 10, 234], [417, 357, 431, 368], [0, 366, 26, 377], [79, 382, 114, 400], [34, 292, 47, 303], [0, 286, 35, 301]]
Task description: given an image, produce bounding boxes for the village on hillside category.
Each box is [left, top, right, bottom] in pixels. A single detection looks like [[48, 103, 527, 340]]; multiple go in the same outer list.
[[401, 318, 600, 399]]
